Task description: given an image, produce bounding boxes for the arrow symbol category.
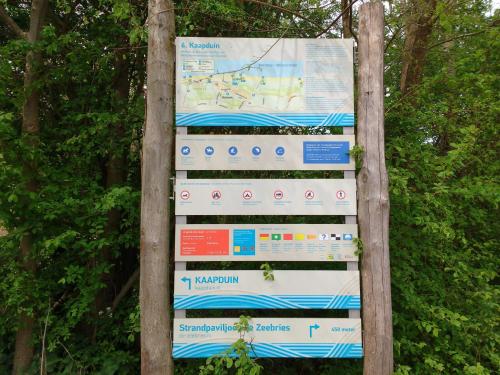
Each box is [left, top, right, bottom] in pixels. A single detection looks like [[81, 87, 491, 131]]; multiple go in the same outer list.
[[309, 323, 320, 338], [181, 276, 191, 290]]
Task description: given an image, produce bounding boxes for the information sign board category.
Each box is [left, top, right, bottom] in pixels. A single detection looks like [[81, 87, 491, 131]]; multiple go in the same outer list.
[[175, 179, 356, 215], [174, 270, 360, 310], [176, 135, 355, 170], [175, 37, 354, 127], [175, 224, 358, 261], [173, 318, 362, 358]]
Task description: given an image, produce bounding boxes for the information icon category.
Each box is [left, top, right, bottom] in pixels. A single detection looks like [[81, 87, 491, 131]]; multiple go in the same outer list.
[[251, 146, 262, 156], [205, 146, 215, 156], [228, 146, 238, 156], [275, 146, 285, 156]]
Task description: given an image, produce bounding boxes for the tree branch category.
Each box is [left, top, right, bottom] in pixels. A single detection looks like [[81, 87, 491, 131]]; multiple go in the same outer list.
[[384, 25, 403, 53], [427, 30, 487, 50], [0, 5, 27, 39], [244, 0, 324, 31], [112, 268, 139, 312], [315, 0, 359, 37]]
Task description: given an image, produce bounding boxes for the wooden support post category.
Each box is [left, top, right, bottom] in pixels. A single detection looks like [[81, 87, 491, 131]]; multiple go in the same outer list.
[[175, 126, 187, 320], [357, 2, 394, 374], [140, 0, 175, 374], [343, 126, 360, 320]]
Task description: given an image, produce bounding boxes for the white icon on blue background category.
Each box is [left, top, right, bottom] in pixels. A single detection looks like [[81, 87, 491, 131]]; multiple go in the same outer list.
[[228, 146, 238, 156], [205, 146, 215, 156], [251, 146, 262, 156], [181, 146, 190, 155], [275, 146, 285, 156]]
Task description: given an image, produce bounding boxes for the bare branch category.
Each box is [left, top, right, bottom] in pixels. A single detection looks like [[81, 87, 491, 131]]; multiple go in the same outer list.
[[384, 25, 403, 53], [112, 268, 139, 312], [40, 300, 50, 375], [206, 23, 292, 77], [316, 0, 359, 37], [0, 5, 27, 39], [427, 30, 486, 50], [244, 0, 323, 31]]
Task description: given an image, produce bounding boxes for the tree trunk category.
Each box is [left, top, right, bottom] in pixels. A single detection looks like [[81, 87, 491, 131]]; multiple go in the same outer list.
[[341, 0, 352, 38], [357, 3, 393, 375], [92, 46, 130, 340], [400, 0, 437, 94], [11, 1, 49, 374], [140, 1, 175, 374]]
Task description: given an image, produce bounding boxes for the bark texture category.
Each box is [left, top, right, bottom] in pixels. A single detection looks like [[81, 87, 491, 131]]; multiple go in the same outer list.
[[341, 0, 352, 38], [400, 0, 437, 94], [140, 0, 175, 374], [357, 3, 394, 375], [11, 1, 49, 374]]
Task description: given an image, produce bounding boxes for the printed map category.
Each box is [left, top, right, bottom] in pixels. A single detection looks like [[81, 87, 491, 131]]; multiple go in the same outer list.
[[179, 60, 304, 112]]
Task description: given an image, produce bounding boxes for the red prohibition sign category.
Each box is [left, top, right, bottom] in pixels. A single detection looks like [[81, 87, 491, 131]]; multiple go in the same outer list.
[[180, 190, 190, 200], [242, 190, 253, 200], [305, 190, 315, 200], [274, 190, 284, 200], [336, 190, 346, 200], [211, 190, 222, 200]]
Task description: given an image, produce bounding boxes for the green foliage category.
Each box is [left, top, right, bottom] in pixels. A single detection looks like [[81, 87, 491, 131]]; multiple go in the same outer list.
[[352, 238, 363, 257], [0, 1, 498, 374], [259, 262, 275, 281], [199, 316, 263, 375], [349, 144, 364, 169]]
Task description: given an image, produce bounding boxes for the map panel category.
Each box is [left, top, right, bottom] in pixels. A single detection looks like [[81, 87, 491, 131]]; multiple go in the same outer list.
[[176, 38, 354, 127]]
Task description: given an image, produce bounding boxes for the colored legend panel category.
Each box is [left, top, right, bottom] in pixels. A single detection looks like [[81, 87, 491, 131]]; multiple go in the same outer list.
[[173, 318, 363, 358], [175, 224, 358, 262], [180, 229, 230, 256], [174, 270, 360, 310], [176, 135, 355, 171], [232, 229, 255, 256]]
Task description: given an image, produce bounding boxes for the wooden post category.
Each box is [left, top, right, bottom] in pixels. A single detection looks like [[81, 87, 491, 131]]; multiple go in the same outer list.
[[140, 1, 175, 374], [357, 2, 394, 374]]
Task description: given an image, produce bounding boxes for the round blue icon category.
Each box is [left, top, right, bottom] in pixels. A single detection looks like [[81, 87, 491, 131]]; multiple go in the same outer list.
[[205, 146, 215, 156], [228, 146, 238, 156], [251, 146, 262, 156], [275, 146, 285, 156], [181, 146, 191, 155]]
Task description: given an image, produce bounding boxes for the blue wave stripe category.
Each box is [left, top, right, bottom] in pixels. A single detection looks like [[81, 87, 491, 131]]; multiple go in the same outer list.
[[173, 343, 363, 358], [173, 295, 360, 310], [175, 113, 354, 127]]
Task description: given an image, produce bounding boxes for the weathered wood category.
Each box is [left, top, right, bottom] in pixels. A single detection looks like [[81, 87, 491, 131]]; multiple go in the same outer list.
[[357, 2, 394, 375], [140, 1, 175, 374]]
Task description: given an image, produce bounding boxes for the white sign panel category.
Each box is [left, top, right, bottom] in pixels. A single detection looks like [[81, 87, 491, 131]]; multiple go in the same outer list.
[[174, 270, 360, 310], [173, 318, 362, 358], [176, 135, 355, 170], [175, 224, 358, 262], [175, 179, 356, 215], [175, 37, 354, 127]]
